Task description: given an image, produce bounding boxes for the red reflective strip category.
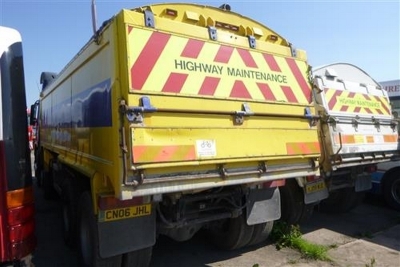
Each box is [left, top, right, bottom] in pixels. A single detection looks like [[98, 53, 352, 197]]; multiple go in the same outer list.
[[131, 32, 171, 90], [237, 48, 257, 68], [162, 73, 188, 93], [184, 147, 196, 160], [127, 26, 134, 34], [364, 108, 373, 114], [281, 86, 298, 103], [328, 90, 342, 109], [181, 39, 205, 58], [340, 105, 349, 112], [262, 53, 281, 72], [154, 146, 179, 162], [285, 58, 312, 103], [354, 107, 361, 113], [374, 95, 390, 114], [230, 81, 252, 99], [257, 83, 276, 101], [132, 146, 147, 163], [198, 77, 220, 95], [214, 45, 234, 63]]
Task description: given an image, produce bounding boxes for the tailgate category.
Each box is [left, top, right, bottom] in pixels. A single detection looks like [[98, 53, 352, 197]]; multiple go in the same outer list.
[[116, 4, 320, 196], [313, 63, 399, 166]]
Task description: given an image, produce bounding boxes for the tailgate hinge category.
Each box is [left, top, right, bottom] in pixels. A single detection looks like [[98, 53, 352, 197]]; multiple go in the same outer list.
[[208, 26, 218, 41], [119, 96, 157, 123], [289, 43, 297, 58], [234, 103, 253, 125], [248, 35, 256, 48], [144, 9, 155, 28]]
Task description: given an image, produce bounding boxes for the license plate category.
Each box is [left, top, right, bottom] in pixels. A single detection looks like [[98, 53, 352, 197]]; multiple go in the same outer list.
[[305, 180, 326, 194], [99, 204, 151, 222]]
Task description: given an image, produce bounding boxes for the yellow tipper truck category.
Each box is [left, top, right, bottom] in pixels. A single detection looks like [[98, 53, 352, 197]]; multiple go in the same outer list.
[[33, 3, 325, 266], [313, 63, 399, 212]]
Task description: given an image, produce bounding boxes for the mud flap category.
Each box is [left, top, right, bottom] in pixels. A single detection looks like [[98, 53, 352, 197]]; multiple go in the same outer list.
[[246, 187, 280, 225], [303, 179, 329, 204], [98, 208, 156, 258], [355, 174, 372, 192]]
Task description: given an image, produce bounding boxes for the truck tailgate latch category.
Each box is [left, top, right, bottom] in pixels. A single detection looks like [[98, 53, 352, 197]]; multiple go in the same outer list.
[[234, 103, 253, 125], [372, 117, 381, 132], [326, 115, 339, 131], [119, 96, 157, 123], [352, 115, 360, 132], [304, 107, 319, 127]]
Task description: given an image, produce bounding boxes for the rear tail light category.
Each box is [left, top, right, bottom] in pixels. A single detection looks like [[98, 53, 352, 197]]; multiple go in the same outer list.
[[8, 204, 35, 226], [5, 187, 36, 259], [263, 179, 285, 188], [6, 187, 34, 209], [365, 165, 377, 173], [98, 195, 144, 210], [306, 175, 319, 182], [9, 220, 35, 243]]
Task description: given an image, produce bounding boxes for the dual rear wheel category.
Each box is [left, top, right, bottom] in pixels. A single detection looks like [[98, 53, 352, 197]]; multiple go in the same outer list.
[[208, 213, 273, 250]]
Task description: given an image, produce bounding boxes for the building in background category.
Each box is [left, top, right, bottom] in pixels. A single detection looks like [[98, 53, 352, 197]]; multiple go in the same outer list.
[[380, 79, 400, 118]]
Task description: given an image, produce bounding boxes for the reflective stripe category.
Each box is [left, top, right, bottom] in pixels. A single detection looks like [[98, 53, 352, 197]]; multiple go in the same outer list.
[[324, 88, 391, 115], [334, 134, 398, 144], [128, 28, 312, 104], [132, 145, 196, 163], [286, 142, 320, 155]]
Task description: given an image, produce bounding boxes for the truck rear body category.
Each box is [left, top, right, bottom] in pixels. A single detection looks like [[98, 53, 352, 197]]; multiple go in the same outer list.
[[40, 4, 320, 199], [313, 63, 399, 192], [36, 3, 323, 263]]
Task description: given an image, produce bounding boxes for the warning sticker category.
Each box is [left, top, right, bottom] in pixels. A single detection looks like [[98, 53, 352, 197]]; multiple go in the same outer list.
[[196, 140, 216, 157]]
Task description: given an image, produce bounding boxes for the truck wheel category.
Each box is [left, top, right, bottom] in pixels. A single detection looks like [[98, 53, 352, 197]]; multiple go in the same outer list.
[[319, 187, 364, 213], [383, 172, 400, 211], [247, 221, 274, 246], [209, 213, 254, 250], [78, 192, 122, 267], [279, 180, 314, 225], [62, 180, 78, 248], [122, 247, 152, 267]]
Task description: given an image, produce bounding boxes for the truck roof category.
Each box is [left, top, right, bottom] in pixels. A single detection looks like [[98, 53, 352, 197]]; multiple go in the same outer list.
[[313, 63, 381, 88]]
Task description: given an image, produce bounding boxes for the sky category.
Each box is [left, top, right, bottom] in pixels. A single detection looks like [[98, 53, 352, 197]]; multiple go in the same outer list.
[[0, 0, 399, 106]]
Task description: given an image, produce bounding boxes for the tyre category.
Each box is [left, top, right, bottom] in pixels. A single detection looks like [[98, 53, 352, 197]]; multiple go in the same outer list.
[[279, 180, 315, 225], [319, 187, 365, 213], [78, 192, 122, 267], [62, 180, 78, 248], [208, 213, 254, 250], [383, 172, 400, 211], [122, 247, 152, 267], [247, 221, 274, 246]]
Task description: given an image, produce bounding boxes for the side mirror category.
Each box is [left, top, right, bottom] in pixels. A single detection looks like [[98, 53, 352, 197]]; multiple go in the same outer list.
[[30, 101, 39, 126]]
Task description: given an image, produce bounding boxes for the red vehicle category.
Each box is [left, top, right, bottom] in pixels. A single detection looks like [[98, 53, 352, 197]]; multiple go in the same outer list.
[[27, 109, 33, 151], [0, 26, 36, 266]]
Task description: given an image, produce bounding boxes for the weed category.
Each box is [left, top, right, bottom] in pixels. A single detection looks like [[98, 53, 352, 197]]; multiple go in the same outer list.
[[270, 222, 331, 261], [365, 257, 376, 267]]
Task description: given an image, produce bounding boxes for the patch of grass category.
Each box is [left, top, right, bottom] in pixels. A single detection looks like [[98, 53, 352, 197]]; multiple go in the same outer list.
[[365, 257, 376, 267], [270, 222, 331, 261]]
